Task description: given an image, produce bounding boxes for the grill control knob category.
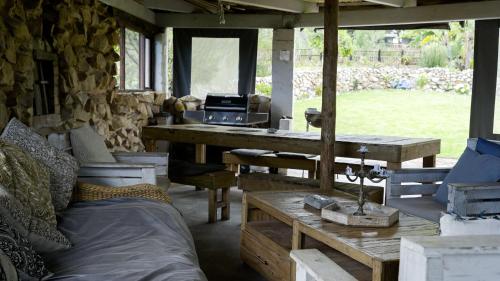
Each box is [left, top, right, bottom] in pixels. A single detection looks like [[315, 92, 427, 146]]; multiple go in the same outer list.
[[236, 116, 243, 122], [222, 116, 228, 121], [208, 115, 214, 121]]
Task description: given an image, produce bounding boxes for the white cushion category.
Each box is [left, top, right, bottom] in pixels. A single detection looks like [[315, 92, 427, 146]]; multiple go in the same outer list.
[[70, 124, 116, 164]]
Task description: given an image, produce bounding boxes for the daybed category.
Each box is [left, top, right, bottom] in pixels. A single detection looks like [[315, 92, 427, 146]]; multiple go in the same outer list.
[[0, 118, 207, 281]]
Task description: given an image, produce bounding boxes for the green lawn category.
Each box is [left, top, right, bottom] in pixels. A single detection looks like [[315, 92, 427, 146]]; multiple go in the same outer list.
[[293, 90, 471, 158]]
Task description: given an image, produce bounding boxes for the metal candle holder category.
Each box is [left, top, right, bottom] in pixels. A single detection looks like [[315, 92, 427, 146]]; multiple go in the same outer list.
[[345, 145, 389, 216]]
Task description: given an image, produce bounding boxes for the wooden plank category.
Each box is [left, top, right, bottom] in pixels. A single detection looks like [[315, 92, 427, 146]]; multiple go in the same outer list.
[[157, 1, 500, 29], [142, 125, 441, 163], [100, 0, 156, 24], [390, 184, 439, 196], [320, 0, 339, 191], [290, 249, 358, 281], [224, 0, 318, 13], [388, 168, 451, 183]]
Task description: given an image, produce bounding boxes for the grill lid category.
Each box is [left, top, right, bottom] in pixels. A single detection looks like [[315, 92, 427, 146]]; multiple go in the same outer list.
[[204, 94, 248, 112]]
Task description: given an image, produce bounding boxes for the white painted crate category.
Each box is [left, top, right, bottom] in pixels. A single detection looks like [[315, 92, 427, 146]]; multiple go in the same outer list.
[[399, 235, 500, 281]]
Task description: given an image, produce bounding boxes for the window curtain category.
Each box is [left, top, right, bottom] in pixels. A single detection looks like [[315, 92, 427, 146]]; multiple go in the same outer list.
[[172, 28, 258, 98]]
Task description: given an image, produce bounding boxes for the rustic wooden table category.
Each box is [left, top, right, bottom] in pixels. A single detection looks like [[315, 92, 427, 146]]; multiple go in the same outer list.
[[241, 190, 439, 281], [142, 124, 441, 169]]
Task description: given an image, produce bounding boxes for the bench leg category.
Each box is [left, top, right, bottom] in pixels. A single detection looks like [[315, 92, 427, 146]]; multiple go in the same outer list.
[[208, 189, 217, 223], [387, 162, 402, 170], [308, 169, 316, 179], [221, 187, 230, 221], [423, 155, 436, 168]]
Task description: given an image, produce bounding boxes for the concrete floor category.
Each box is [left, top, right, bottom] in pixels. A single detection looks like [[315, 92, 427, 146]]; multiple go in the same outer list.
[[168, 184, 266, 281], [166, 157, 458, 281]]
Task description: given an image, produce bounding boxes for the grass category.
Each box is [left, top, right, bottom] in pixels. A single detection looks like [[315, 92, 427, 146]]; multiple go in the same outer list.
[[293, 90, 472, 158]]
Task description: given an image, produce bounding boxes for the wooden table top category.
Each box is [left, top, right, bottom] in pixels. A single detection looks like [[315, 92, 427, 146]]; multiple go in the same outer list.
[[245, 190, 439, 265], [143, 124, 441, 162]]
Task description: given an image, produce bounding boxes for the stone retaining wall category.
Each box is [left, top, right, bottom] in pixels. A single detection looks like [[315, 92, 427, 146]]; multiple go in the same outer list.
[[256, 66, 473, 100]]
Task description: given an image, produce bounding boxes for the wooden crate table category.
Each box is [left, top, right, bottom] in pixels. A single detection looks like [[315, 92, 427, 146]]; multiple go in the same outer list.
[[241, 189, 439, 281], [142, 124, 441, 170]]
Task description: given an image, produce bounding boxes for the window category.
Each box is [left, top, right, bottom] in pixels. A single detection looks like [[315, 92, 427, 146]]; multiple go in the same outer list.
[[118, 28, 153, 91], [494, 28, 500, 134], [190, 37, 240, 99]]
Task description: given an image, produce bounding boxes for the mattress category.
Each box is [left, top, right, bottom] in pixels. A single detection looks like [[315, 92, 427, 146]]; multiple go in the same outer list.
[[43, 198, 207, 281]]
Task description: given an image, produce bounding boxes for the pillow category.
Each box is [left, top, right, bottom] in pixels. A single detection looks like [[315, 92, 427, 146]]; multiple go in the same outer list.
[[0, 118, 79, 211], [0, 249, 18, 281], [0, 140, 56, 226], [0, 214, 51, 280], [70, 124, 116, 163], [74, 182, 172, 204], [435, 148, 500, 205], [0, 151, 71, 253], [476, 138, 500, 158]]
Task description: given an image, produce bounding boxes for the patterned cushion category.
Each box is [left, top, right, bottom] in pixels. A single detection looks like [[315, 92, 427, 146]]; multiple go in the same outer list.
[[0, 141, 55, 226], [0, 249, 18, 281], [0, 118, 79, 211], [0, 214, 51, 280], [70, 124, 116, 164], [0, 147, 71, 253]]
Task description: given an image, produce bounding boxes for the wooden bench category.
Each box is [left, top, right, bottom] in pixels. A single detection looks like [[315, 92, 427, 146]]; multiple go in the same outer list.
[[171, 170, 236, 223], [223, 152, 386, 179], [291, 249, 358, 281], [238, 173, 384, 204]]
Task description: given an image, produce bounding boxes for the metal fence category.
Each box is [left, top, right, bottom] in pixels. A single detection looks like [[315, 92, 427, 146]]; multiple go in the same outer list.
[[294, 48, 422, 66]]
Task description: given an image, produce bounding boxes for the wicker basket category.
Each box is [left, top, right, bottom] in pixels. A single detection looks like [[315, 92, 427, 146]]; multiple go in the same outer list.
[[73, 182, 172, 204]]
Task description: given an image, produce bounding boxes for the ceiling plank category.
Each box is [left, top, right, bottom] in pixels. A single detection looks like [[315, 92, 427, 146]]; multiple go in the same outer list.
[[364, 0, 416, 8], [100, 0, 156, 24], [144, 0, 197, 13], [156, 0, 500, 28], [224, 0, 319, 13]]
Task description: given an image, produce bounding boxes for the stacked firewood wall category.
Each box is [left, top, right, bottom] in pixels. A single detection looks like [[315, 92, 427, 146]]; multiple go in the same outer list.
[[0, 0, 43, 128], [52, 0, 120, 143], [0, 0, 165, 152]]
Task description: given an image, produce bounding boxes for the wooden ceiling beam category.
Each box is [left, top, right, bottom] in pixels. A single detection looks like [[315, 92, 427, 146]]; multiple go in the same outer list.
[[363, 0, 416, 8], [223, 0, 319, 13], [100, 0, 156, 24], [144, 0, 197, 13], [156, 0, 500, 28]]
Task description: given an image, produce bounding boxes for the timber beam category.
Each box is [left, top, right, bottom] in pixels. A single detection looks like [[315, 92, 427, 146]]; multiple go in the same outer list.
[[223, 0, 319, 13], [100, 0, 156, 24], [156, 0, 500, 28]]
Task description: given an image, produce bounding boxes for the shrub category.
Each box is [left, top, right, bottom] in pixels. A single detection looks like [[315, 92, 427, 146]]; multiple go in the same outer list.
[[416, 74, 429, 89], [255, 82, 272, 96], [454, 83, 470, 95], [314, 85, 322, 96], [420, 43, 449, 68], [256, 62, 271, 77]]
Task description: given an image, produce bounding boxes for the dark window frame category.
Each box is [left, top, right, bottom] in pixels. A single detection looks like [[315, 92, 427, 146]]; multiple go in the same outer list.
[[118, 26, 154, 92]]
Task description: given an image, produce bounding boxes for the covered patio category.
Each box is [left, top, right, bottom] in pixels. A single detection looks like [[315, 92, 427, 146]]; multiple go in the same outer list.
[[0, 0, 500, 281]]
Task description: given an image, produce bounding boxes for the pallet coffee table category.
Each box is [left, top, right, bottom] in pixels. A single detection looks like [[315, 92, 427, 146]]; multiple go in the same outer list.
[[241, 190, 438, 281]]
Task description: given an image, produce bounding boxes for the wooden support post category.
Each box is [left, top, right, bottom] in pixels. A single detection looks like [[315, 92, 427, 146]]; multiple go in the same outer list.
[[195, 144, 207, 191], [320, 0, 339, 191], [221, 187, 230, 220], [208, 189, 217, 223]]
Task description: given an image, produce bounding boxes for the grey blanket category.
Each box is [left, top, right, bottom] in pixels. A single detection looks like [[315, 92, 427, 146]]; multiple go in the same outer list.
[[44, 199, 207, 281]]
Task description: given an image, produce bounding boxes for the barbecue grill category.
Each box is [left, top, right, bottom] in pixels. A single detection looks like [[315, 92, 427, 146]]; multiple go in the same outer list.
[[183, 94, 269, 126]]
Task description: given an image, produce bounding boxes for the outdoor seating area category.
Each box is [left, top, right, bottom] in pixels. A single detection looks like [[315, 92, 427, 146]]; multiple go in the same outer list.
[[1, 1, 500, 281]]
